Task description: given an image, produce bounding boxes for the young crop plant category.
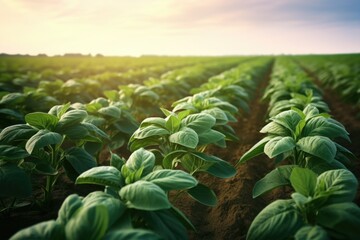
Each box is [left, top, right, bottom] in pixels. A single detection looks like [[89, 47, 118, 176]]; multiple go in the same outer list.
[[129, 109, 236, 206], [11, 148, 198, 239], [83, 95, 139, 152], [172, 92, 239, 142], [247, 167, 360, 240], [0, 103, 109, 204], [238, 104, 355, 173]]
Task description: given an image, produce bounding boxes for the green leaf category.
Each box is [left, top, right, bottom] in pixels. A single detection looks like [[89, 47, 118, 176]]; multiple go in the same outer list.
[[295, 225, 329, 240], [56, 110, 87, 130], [0, 124, 37, 144], [82, 191, 126, 227], [253, 165, 295, 198], [59, 124, 89, 140], [260, 122, 290, 136], [297, 136, 336, 162], [76, 166, 123, 188], [110, 152, 125, 171], [165, 114, 181, 132], [162, 150, 187, 169], [132, 125, 169, 139], [58, 194, 83, 225], [140, 117, 166, 128], [25, 112, 59, 130], [98, 106, 121, 119], [25, 130, 63, 154], [264, 136, 296, 158], [10, 220, 64, 240], [317, 202, 360, 240], [105, 229, 161, 240], [191, 153, 236, 178], [247, 199, 304, 240], [187, 183, 217, 206], [142, 169, 197, 191], [181, 113, 216, 133], [271, 110, 302, 134], [64, 147, 97, 176], [65, 204, 108, 240], [198, 129, 225, 146], [202, 107, 228, 125], [290, 167, 317, 197], [315, 169, 358, 204], [169, 127, 199, 148], [119, 180, 171, 210], [0, 163, 32, 198], [0, 145, 29, 161], [126, 148, 155, 176], [238, 136, 273, 164]]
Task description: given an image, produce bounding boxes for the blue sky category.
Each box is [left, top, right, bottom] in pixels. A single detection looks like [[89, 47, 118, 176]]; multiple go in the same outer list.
[[0, 0, 359, 55]]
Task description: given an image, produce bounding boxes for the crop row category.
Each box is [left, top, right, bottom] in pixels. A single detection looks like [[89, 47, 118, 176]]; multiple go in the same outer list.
[[238, 58, 360, 239], [1, 57, 272, 239]]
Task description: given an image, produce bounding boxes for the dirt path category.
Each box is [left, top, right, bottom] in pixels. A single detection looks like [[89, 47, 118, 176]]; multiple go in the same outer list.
[[173, 63, 278, 240]]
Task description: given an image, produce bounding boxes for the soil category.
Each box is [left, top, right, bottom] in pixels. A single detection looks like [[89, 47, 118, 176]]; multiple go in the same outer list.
[[1, 61, 359, 240]]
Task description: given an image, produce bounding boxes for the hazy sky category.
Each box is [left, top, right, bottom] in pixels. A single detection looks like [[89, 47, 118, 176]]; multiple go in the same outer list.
[[1, 0, 359, 56]]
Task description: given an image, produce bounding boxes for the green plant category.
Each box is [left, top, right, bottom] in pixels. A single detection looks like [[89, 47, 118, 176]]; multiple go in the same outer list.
[[238, 105, 354, 172], [129, 109, 236, 205], [247, 167, 360, 240], [0, 103, 108, 204]]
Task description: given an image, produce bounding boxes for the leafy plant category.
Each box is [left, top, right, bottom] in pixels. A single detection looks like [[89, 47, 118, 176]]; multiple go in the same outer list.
[[129, 109, 236, 205], [0, 103, 108, 203], [239, 105, 354, 173], [247, 167, 360, 240]]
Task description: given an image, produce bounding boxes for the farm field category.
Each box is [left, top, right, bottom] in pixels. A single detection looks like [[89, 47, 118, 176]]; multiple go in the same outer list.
[[0, 54, 360, 239]]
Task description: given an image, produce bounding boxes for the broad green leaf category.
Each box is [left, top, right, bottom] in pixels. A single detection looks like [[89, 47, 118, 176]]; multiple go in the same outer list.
[[76, 166, 123, 188], [132, 125, 169, 139], [128, 136, 160, 152], [264, 136, 296, 158], [297, 136, 336, 162], [260, 122, 290, 136], [198, 129, 225, 146], [48, 103, 71, 118], [141, 209, 187, 240], [81, 122, 110, 141], [271, 110, 302, 134], [65, 205, 109, 240], [302, 116, 350, 141], [98, 106, 121, 119], [202, 107, 228, 125], [0, 145, 29, 161], [253, 165, 295, 198], [105, 229, 161, 240], [10, 220, 64, 240], [25, 112, 59, 130], [0, 124, 37, 144], [192, 153, 236, 178], [181, 113, 216, 133], [247, 199, 304, 240], [56, 110, 88, 130], [290, 167, 317, 197], [64, 147, 97, 176], [187, 183, 217, 206], [0, 164, 32, 198], [0, 92, 25, 105], [142, 169, 198, 191], [165, 114, 181, 132], [126, 148, 155, 176], [238, 136, 273, 164], [110, 152, 125, 171], [25, 130, 63, 154], [60, 124, 89, 140], [119, 180, 171, 210], [295, 225, 329, 240], [317, 202, 360, 240], [58, 194, 83, 224], [140, 117, 166, 128], [82, 191, 126, 227], [315, 169, 358, 204], [169, 127, 199, 148]]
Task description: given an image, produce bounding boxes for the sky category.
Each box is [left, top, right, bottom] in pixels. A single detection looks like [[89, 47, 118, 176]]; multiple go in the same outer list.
[[0, 0, 359, 56]]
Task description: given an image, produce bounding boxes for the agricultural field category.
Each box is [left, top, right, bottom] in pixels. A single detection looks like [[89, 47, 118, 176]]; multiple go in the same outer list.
[[0, 54, 360, 240]]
